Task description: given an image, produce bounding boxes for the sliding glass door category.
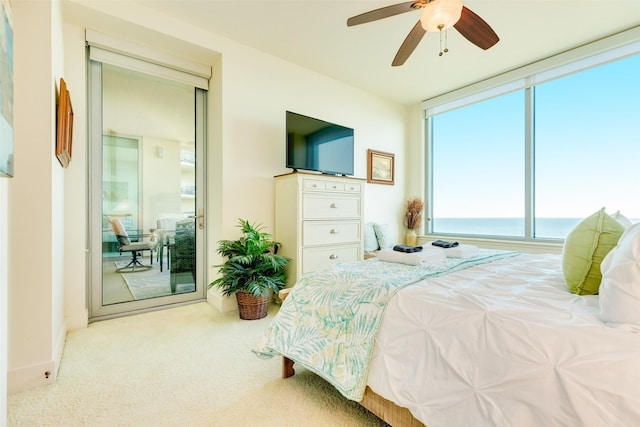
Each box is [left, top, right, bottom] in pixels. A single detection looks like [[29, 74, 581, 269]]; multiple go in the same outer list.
[[89, 59, 207, 320]]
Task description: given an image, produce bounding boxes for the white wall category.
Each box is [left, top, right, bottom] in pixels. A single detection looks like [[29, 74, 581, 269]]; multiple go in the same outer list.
[[208, 40, 409, 310], [61, 19, 88, 332], [58, 2, 410, 314], [141, 136, 183, 228], [1, 179, 8, 423], [5, 0, 412, 397], [50, 0, 67, 387], [7, 0, 64, 394], [405, 105, 427, 234], [214, 35, 409, 234]]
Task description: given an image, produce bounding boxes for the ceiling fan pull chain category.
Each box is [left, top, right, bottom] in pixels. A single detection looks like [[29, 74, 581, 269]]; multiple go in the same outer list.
[[437, 23, 449, 57], [444, 28, 449, 54]]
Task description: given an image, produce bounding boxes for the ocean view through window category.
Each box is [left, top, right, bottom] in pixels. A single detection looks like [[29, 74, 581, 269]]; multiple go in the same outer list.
[[426, 42, 640, 241], [432, 217, 640, 239]]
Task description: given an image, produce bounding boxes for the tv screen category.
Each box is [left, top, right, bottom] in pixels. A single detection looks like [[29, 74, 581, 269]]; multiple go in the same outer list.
[[286, 111, 354, 176]]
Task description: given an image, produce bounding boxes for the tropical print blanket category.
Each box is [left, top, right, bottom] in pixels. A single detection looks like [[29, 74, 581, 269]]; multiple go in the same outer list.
[[252, 249, 519, 400]]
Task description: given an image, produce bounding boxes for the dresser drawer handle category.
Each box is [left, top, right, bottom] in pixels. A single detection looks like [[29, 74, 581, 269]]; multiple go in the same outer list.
[[329, 254, 339, 260], [329, 229, 338, 234], [330, 203, 337, 208]]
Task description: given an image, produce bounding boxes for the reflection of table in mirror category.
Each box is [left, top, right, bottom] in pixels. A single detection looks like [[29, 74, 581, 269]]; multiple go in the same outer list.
[[168, 220, 196, 290], [156, 230, 176, 272]]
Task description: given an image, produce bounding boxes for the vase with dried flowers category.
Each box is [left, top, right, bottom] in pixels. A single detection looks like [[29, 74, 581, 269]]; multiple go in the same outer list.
[[404, 197, 424, 246]]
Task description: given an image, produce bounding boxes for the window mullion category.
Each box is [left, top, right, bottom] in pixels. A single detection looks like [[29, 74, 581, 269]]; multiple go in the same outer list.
[[425, 116, 434, 233], [524, 85, 535, 240]]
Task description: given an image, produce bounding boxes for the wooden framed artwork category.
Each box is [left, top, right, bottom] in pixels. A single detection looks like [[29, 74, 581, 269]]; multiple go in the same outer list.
[[56, 77, 74, 168], [367, 149, 394, 185]]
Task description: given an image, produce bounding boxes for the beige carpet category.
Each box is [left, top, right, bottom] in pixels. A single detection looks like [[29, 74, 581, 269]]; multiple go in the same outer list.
[[7, 302, 388, 426]]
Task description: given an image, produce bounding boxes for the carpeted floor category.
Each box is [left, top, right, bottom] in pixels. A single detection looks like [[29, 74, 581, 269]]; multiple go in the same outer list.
[[7, 302, 388, 426]]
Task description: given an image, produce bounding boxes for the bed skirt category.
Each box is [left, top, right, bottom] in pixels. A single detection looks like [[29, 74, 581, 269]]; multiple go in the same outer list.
[[282, 356, 424, 427]]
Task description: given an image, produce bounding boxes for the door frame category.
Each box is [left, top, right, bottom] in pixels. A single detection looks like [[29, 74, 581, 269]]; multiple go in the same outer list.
[[87, 59, 208, 322]]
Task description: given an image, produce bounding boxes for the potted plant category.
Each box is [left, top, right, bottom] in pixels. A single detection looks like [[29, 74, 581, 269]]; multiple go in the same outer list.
[[209, 219, 289, 320]]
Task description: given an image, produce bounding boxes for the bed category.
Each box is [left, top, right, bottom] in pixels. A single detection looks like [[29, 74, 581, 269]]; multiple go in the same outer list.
[[253, 244, 640, 426]]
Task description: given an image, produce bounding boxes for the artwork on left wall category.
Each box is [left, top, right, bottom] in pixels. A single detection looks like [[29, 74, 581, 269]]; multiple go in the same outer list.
[[56, 77, 74, 168], [0, 0, 14, 177]]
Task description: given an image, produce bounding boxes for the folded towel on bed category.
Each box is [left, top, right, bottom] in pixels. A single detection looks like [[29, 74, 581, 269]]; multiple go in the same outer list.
[[428, 242, 479, 259], [377, 248, 445, 266]]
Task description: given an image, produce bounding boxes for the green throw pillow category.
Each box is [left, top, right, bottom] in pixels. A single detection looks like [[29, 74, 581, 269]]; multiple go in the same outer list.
[[562, 208, 624, 295]]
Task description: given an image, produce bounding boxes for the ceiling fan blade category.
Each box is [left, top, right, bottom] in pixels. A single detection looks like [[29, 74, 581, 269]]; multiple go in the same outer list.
[[347, 1, 418, 27], [392, 20, 427, 66], [454, 6, 499, 50]]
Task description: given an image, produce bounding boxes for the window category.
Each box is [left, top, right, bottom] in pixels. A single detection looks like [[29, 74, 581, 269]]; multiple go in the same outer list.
[[426, 33, 640, 240], [533, 56, 640, 238], [430, 91, 525, 237]]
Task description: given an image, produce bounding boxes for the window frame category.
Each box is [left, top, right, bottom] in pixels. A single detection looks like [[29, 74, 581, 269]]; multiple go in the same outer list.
[[423, 26, 640, 242]]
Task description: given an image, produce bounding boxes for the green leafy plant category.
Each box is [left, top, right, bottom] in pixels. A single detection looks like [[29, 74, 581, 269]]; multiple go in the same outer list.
[[209, 219, 289, 297]]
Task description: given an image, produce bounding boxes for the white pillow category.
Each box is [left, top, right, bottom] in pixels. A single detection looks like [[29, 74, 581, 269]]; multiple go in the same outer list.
[[611, 210, 633, 229], [363, 222, 379, 252], [599, 223, 640, 326], [373, 223, 395, 249]]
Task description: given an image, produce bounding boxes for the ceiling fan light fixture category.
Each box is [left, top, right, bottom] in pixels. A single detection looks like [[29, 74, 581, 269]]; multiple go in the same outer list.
[[419, 0, 463, 32], [347, 0, 498, 66]]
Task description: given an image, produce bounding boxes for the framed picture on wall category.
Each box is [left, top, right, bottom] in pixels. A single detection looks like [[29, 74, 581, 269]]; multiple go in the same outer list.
[[367, 149, 394, 185], [56, 78, 74, 168]]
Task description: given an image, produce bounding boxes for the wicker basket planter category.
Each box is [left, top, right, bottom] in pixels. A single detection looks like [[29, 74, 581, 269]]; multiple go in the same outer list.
[[210, 219, 289, 320], [236, 291, 270, 320]]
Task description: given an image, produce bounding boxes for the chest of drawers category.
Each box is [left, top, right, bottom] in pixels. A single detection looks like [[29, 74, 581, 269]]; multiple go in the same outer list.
[[274, 172, 365, 288]]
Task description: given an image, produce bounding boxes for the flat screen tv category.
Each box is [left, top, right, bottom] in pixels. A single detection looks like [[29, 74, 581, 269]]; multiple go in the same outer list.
[[286, 111, 354, 176]]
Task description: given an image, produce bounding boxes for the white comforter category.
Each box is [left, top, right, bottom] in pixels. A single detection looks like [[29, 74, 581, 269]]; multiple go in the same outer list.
[[367, 253, 640, 427]]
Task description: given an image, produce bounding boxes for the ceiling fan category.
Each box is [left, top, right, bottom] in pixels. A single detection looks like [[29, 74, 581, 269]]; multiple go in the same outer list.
[[347, 0, 499, 66]]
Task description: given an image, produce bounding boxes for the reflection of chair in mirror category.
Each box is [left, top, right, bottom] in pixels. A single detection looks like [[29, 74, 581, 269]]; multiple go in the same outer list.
[[109, 218, 158, 272], [169, 219, 196, 292]]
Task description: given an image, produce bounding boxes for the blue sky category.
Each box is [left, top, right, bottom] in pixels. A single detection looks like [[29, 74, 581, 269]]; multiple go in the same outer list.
[[432, 53, 640, 220]]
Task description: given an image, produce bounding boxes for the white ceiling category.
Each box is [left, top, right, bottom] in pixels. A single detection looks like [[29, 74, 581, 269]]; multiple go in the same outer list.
[[136, 1, 640, 106]]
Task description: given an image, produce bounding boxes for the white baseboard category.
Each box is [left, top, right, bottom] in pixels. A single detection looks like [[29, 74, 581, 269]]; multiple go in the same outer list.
[[207, 289, 237, 313], [65, 308, 88, 330], [53, 318, 67, 377], [8, 319, 68, 395], [8, 360, 56, 394]]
